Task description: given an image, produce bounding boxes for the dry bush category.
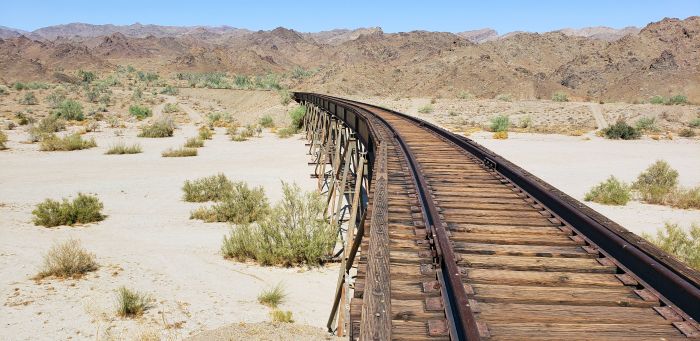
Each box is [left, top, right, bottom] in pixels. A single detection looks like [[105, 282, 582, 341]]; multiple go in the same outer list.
[[220, 182, 336, 266], [270, 310, 294, 323], [40, 133, 97, 151], [182, 173, 234, 202], [138, 116, 175, 138], [29, 116, 66, 142], [106, 142, 142, 155], [184, 137, 204, 148], [584, 176, 631, 205], [551, 92, 568, 102], [35, 239, 98, 279], [679, 128, 696, 138], [19, 92, 38, 105], [32, 193, 105, 227], [276, 127, 296, 139], [258, 283, 286, 308], [162, 147, 197, 157], [492, 131, 508, 139], [667, 187, 700, 209], [198, 126, 213, 140], [0, 130, 7, 150], [191, 182, 269, 223], [417, 104, 434, 114], [259, 115, 275, 128], [116, 286, 151, 317], [162, 103, 180, 113], [632, 160, 678, 204], [495, 93, 512, 102], [643, 223, 700, 270]]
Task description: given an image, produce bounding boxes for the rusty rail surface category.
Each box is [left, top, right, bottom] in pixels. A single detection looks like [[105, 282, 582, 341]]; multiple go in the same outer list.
[[295, 92, 700, 340]]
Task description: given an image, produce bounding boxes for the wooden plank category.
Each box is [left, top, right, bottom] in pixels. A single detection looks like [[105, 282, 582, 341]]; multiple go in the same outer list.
[[360, 144, 392, 341], [471, 283, 657, 307], [477, 302, 674, 324], [391, 299, 445, 321], [486, 322, 685, 341], [449, 223, 565, 235], [454, 242, 595, 258], [391, 320, 450, 341], [449, 232, 582, 246], [459, 254, 616, 273], [464, 268, 624, 287]]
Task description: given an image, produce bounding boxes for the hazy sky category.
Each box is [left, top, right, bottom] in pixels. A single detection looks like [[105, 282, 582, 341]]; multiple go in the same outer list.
[[2, 0, 698, 33]]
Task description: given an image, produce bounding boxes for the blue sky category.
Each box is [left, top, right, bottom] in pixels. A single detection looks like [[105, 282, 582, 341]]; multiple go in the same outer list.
[[2, 0, 698, 33]]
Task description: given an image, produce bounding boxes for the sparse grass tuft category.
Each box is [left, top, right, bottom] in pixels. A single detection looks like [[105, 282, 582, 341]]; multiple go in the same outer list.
[[138, 116, 175, 138], [35, 239, 98, 279], [602, 120, 640, 140], [552, 92, 568, 102], [162, 147, 197, 157], [635, 117, 658, 132], [632, 160, 678, 204], [667, 187, 700, 209], [116, 287, 151, 317], [642, 223, 700, 270], [19, 92, 38, 105], [689, 118, 700, 128], [162, 103, 180, 113], [40, 133, 97, 151], [584, 176, 632, 205], [129, 105, 152, 120], [417, 104, 434, 114], [0, 131, 7, 150], [259, 115, 275, 128], [270, 310, 294, 323], [490, 115, 509, 132], [105, 143, 142, 155], [457, 91, 473, 100], [182, 174, 234, 202], [276, 127, 296, 139], [198, 126, 213, 140], [220, 182, 336, 266], [650, 95, 665, 104], [667, 95, 688, 105], [184, 137, 204, 148], [258, 283, 286, 308], [192, 182, 269, 223], [32, 193, 105, 227], [495, 93, 512, 102], [160, 85, 179, 95]]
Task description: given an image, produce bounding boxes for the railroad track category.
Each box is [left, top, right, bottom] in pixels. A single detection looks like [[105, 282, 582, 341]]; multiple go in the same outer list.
[[294, 93, 700, 340]]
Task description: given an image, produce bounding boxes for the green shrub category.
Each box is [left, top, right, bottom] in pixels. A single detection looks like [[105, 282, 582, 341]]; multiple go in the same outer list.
[[632, 160, 678, 204], [78, 70, 96, 83], [35, 239, 98, 279], [667, 95, 688, 105], [279, 89, 292, 105], [258, 283, 286, 308], [182, 173, 234, 202], [584, 176, 631, 205], [47, 90, 67, 108], [276, 127, 296, 139], [220, 182, 335, 266], [642, 223, 700, 270], [207, 112, 236, 127], [650, 95, 665, 104], [13, 82, 49, 90], [129, 105, 152, 119], [418, 104, 434, 114], [602, 120, 640, 140], [198, 126, 213, 140], [552, 92, 568, 102], [32, 193, 105, 227], [184, 137, 204, 148], [0, 131, 7, 150], [162, 103, 179, 113], [29, 116, 66, 142], [668, 187, 700, 209], [289, 105, 306, 130], [162, 147, 197, 157], [679, 128, 696, 138], [160, 85, 179, 95], [192, 182, 269, 223], [40, 133, 97, 151], [635, 117, 658, 132], [19, 92, 38, 105], [234, 75, 251, 89], [53, 99, 84, 121], [116, 287, 151, 317], [105, 143, 142, 155], [259, 115, 275, 128], [138, 116, 175, 137], [689, 118, 700, 128], [291, 66, 313, 79], [270, 310, 294, 323], [490, 115, 510, 132]]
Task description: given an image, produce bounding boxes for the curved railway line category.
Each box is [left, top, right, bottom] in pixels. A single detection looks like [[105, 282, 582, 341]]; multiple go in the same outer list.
[[294, 92, 700, 340]]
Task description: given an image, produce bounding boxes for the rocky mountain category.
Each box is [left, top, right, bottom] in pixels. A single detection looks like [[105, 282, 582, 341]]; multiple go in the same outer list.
[[30, 22, 251, 40], [0, 17, 698, 101], [0, 25, 28, 39]]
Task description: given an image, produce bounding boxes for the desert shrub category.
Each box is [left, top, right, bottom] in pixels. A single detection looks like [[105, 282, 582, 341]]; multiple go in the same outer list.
[[643, 223, 700, 270], [40, 133, 96, 151], [259, 115, 275, 128], [105, 143, 142, 155], [291, 66, 313, 79], [129, 105, 152, 119], [78, 70, 96, 83], [160, 85, 179, 95], [276, 127, 296, 139], [270, 310, 294, 323], [584, 176, 631, 205], [32, 193, 105, 227], [689, 118, 700, 128], [192, 182, 269, 223], [162, 147, 197, 157], [0, 131, 7, 150], [258, 283, 286, 308], [417, 104, 434, 114], [632, 160, 678, 204], [162, 103, 179, 113], [234, 75, 251, 89], [15, 112, 33, 125], [667, 187, 700, 209], [492, 131, 508, 139], [207, 112, 236, 127], [53, 99, 84, 121], [552, 92, 568, 102], [184, 137, 204, 148], [3, 121, 16, 130], [602, 120, 640, 140], [289, 105, 306, 130], [255, 73, 282, 90], [635, 117, 658, 132], [28, 116, 66, 142], [138, 116, 175, 137], [667, 95, 688, 105], [650, 95, 665, 104], [84, 120, 100, 133], [457, 91, 473, 100], [0, 85, 8, 95], [13, 82, 49, 90], [35, 239, 98, 279], [518, 115, 532, 129], [19, 92, 38, 105], [279, 89, 292, 105], [495, 93, 512, 102], [116, 287, 151, 317], [490, 115, 510, 132], [132, 88, 143, 101], [198, 126, 213, 140], [679, 128, 696, 137], [182, 173, 234, 202], [220, 182, 335, 266]]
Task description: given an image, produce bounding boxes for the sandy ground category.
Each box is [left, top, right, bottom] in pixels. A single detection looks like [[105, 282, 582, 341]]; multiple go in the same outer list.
[[470, 132, 700, 234], [0, 121, 338, 340]]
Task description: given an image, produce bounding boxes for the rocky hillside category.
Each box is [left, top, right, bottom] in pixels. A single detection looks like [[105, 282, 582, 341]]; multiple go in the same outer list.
[[0, 17, 698, 101]]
